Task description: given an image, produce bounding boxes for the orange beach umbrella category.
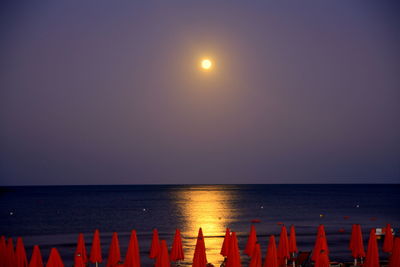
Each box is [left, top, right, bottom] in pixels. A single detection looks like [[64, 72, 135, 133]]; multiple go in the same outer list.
[[220, 228, 231, 257], [15, 237, 28, 267], [249, 243, 261, 267], [170, 229, 184, 261], [278, 225, 290, 266], [289, 225, 298, 255], [364, 229, 379, 267], [75, 233, 88, 264], [192, 228, 207, 267], [227, 232, 241, 267], [45, 248, 64, 267], [28, 245, 43, 267], [389, 237, 400, 267], [124, 230, 141, 267], [106, 232, 121, 267], [312, 225, 329, 262], [263, 235, 278, 267], [155, 240, 170, 267], [150, 229, 161, 259], [383, 224, 394, 253], [5, 237, 16, 267], [89, 229, 102, 264], [245, 225, 258, 257]]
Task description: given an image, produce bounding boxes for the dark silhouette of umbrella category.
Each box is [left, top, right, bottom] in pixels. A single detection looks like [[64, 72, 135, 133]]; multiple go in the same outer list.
[[349, 224, 365, 266], [28, 245, 43, 267], [312, 225, 329, 262], [227, 232, 241, 267], [389, 237, 400, 267], [155, 240, 170, 267], [245, 225, 258, 257], [192, 228, 207, 267], [15, 237, 28, 267], [75, 233, 88, 264], [5, 237, 16, 267], [249, 243, 261, 267], [220, 228, 231, 257], [364, 229, 379, 267], [0, 236, 6, 267], [263, 235, 278, 267], [106, 232, 121, 267], [124, 230, 141, 267], [383, 224, 394, 253], [150, 229, 161, 259], [89, 229, 102, 266], [278, 225, 290, 266], [170, 229, 184, 261], [45, 248, 64, 267]]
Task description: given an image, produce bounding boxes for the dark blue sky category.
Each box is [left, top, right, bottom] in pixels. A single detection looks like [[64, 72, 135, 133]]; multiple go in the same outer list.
[[1, 1, 399, 185]]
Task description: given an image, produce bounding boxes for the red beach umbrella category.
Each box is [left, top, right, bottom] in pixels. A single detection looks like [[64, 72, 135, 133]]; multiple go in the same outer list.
[[28, 245, 43, 267], [192, 228, 207, 267], [89, 229, 102, 265], [227, 232, 241, 267], [263, 235, 278, 267], [15, 237, 28, 267], [364, 229, 380, 267], [288, 225, 298, 255], [312, 225, 329, 262], [383, 224, 394, 253], [150, 229, 161, 259], [314, 250, 330, 267], [124, 230, 141, 267], [74, 254, 85, 267], [106, 232, 121, 267], [277, 225, 290, 266], [245, 225, 258, 257], [45, 248, 64, 267], [5, 237, 16, 267], [170, 229, 184, 261], [74, 233, 88, 264], [0, 236, 6, 267], [155, 240, 170, 267], [349, 224, 365, 266], [389, 237, 400, 267], [220, 228, 231, 257], [249, 243, 261, 267]]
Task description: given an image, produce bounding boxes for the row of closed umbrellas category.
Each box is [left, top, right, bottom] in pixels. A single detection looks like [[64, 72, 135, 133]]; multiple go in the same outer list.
[[1, 223, 399, 267]]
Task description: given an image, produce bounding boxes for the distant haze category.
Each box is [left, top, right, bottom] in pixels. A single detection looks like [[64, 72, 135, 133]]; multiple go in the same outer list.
[[1, 1, 399, 185]]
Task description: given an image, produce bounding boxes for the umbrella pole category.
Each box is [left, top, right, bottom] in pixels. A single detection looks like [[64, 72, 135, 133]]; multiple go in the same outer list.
[[96, 262, 98, 267], [354, 258, 357, 266]]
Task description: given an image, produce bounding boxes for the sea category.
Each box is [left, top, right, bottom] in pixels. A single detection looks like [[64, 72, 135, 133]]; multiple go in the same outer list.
[[0, 184, 399, 266]]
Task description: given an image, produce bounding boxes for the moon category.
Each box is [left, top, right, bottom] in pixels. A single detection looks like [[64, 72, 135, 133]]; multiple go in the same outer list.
[[201, 59, 213, 70]]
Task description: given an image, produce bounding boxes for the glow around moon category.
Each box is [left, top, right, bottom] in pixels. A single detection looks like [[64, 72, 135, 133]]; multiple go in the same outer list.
[[201, 59, 213, 70]]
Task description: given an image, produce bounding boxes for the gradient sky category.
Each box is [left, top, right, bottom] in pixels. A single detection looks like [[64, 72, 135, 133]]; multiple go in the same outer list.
[[1, 1, 399, 185]]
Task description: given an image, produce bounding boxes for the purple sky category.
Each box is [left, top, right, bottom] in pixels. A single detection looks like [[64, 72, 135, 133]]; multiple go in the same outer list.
[[1, 1, 399, 185]]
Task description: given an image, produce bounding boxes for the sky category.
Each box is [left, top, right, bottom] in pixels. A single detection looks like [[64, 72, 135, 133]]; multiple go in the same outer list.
[[1, 1, 399, 185]]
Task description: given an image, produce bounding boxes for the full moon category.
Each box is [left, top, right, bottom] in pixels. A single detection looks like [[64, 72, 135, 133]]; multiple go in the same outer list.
[[201, 59, 213, 70]]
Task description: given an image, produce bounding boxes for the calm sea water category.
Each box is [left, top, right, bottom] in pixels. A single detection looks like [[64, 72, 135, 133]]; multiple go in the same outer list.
[[0, 184, 399, 266]]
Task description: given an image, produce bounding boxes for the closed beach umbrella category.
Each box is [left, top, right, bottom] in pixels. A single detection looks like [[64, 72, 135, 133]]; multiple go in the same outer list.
[[74, 254, 85, 267], [314, 250, 330, 267], [15, 237, 28, 267], [124, 230, 141, 267], [349, 224, 365, 266], [89, 229, 102, 265], [106, 232, 121, 267], [28, 245, 43, 267], [5, 237, 15, 267], [170, 229, 184, 261], [75, 233, 88, 264], [220, 228, 231, 257], [150, 229, 161, 259], [0, 236, 7, 267], [364, 229, 379, 267], [155, 240, 170, 267], [389, 237, 400, 267], [227, 232, 241, 267], [192, 228, 207, 267], [263, 235, 278, 267], [249, 243, 261, 267], [245, 225, 258, 257], [312, 225, 329, 262], [45, 248, 64, 267], [277, 225, 290, 266], [383, 224, 394, 253], [288, 225, 298, 255]]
